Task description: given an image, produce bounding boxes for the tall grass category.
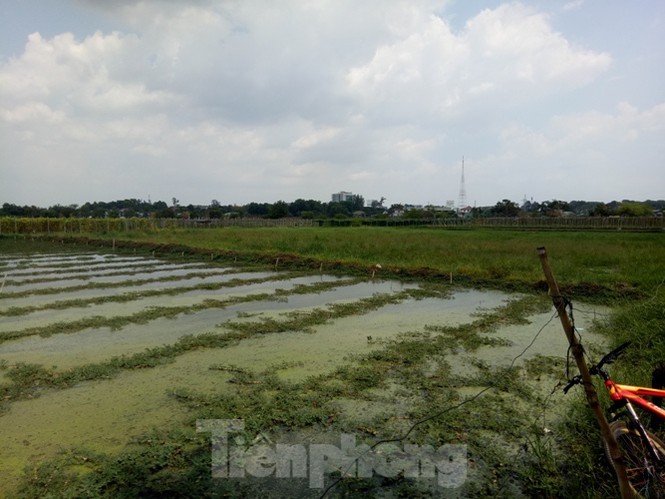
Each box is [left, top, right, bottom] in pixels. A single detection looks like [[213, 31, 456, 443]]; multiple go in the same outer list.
[[69, 227, 665, 297]]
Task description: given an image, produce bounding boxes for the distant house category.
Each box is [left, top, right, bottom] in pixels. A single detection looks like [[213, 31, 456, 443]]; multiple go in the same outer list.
[[457, 206, 473, 217]]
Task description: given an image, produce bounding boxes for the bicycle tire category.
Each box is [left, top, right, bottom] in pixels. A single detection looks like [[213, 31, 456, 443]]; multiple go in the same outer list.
[[604, 420, 665, 498]]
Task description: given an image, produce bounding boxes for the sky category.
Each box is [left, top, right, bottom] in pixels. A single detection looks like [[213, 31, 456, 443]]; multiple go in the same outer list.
[[1, 0, 663, 208]]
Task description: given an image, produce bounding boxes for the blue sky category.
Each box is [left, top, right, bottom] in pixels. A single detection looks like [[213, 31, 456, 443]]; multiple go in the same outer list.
[[1, 0, 663, 208]]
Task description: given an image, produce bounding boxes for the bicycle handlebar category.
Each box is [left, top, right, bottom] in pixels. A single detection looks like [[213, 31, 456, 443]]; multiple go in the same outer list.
[[590, 341, 631, 375], [564, 342, 632, 393]]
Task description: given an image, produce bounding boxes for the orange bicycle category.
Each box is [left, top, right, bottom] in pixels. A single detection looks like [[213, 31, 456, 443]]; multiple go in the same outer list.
[[565, 342, 665, 496]]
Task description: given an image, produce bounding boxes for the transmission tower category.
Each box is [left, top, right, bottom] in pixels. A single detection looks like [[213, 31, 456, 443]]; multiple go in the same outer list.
[[457, 156, 467, 210]]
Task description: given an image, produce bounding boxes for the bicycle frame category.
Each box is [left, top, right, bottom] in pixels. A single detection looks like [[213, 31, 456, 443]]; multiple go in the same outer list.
[[567, 341, 665, 489], [605, 379, 665, 465], [606, 380, 665, 420]]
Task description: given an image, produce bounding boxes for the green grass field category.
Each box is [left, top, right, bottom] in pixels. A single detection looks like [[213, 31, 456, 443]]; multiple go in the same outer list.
[[71, 226, 665, 298]]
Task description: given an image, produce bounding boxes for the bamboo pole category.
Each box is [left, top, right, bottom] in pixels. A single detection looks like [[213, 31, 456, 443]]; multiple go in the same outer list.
[[537, 247, 634, 498]]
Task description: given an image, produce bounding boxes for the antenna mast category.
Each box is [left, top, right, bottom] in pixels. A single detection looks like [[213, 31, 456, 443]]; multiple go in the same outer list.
[[458, 156, 467, 210]]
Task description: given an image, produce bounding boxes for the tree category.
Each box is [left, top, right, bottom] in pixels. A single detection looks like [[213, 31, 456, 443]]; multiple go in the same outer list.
[[326, 202, 349, 218], [539, 200, 570, 217], [470, 207, 484, 218], [490, 199, 520, 217], [590, 202, 611, 217], [404, 208, 433, 219], [388, 204, 404, 217], [267, 201, 290, 219], [350, 195, 365, 211], [289, 198, 324, 217], [371, 197, 386, 209], [617, 201, 652, 217], [51, 204, 78, 218], [521, 199, 541, 214], [569, 200, 601, 216], [208, 200, 223, 219], [2, 203, 25, 216], [246, 202, 270, 217]]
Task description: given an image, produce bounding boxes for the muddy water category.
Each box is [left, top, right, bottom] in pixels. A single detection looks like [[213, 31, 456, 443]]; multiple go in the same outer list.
[[3, 263, 208, 282], [0, 287, 514, 495], [0, 247, 612, 496], [168, 290, 512, 384], [0, 270, 269, 308], [446, 306, 610, 374], [0, 274, 350, 336], [0, 280, 428, 369], [1, 267, 225, 293]]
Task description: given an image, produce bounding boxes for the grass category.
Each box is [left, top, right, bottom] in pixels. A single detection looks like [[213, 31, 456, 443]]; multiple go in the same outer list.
[[2, 229, 664, 497], [42, 227, 665, 300]]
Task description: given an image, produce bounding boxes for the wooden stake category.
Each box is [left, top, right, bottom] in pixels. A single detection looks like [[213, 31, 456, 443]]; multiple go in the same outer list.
[[537, 247, 633, 498]]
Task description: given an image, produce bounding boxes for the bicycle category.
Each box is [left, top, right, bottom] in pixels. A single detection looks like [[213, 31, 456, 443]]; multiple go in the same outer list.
[[565, 342, 665, 496]]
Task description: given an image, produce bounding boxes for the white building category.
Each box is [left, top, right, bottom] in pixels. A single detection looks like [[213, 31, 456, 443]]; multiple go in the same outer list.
[[332, 191, 354, 203]]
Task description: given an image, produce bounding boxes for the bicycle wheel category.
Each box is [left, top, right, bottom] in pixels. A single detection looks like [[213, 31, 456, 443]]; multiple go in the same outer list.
[[604, 420, 665, 498]]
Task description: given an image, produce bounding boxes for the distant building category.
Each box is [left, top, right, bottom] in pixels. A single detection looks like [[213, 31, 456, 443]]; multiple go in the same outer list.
[[457, 206, 473, 217], [332, 191, 354, 203]]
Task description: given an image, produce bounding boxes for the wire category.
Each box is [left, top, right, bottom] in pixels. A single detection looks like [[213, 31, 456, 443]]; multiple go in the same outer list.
[[573, 305, 609, 320], [319, 309, 559, 498]]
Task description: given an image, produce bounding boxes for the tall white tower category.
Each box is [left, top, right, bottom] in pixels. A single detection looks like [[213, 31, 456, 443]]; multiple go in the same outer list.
[[457, 157, 467, 210]]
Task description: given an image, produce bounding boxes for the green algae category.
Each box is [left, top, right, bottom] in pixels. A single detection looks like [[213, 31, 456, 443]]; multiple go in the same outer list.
[[0, 242, 622, 497]]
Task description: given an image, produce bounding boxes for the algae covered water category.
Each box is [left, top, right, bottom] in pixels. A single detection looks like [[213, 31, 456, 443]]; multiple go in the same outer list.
[[0, 240, 609, 496]]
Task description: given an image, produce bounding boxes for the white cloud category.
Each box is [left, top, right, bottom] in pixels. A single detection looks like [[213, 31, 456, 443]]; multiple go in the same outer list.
[[0, 30, 180, 118], [549, 102, 665, 148], [499, 101, 665, 160], [0, 1, 660, 207], [465, 3, 611, 85], [346, 2, 611, 125], [563, 0, 585, 12], [0, 102, 65, 123], [489, 101, 665, 202]]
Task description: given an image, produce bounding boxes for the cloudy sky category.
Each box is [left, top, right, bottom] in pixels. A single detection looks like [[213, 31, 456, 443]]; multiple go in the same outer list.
[[1, 0, 663, 208]]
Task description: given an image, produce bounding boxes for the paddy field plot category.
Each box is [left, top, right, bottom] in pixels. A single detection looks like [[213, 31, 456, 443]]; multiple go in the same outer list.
[[0, 242, 610, 496]]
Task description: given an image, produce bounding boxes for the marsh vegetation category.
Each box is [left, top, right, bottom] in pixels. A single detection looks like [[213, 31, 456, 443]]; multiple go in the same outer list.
[[0, 229, 663, 497]]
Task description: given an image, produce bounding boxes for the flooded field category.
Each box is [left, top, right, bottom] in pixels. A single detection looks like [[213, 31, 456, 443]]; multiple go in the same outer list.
[[0, 242, 610, 496]]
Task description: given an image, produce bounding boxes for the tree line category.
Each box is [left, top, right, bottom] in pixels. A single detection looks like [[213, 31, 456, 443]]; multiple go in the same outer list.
[[1, 197, 663, 220], [487, 199, 663, 217], [0, 196, 368, 220]]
